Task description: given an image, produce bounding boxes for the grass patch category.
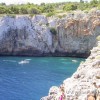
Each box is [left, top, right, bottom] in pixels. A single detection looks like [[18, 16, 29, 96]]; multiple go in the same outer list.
[[6, 14, 16, 18]]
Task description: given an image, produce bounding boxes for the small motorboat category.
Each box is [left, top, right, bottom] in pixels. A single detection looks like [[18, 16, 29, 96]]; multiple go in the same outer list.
[[72, 60, 77, 63], [18, 60, 29, 64]]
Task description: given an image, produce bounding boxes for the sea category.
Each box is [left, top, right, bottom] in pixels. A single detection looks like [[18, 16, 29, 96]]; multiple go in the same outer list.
[[0, 57, 85, 100]]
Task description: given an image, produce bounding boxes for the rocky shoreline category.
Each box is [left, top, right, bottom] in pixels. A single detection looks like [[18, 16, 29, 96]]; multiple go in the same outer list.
[[41, 39, 100, 100], [0, 51, 90, 58]]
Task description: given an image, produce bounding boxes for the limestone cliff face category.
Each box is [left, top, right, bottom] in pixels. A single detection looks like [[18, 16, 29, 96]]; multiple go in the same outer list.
[[57, 16, 99, 54], [41, 39, 100, 100], [0, 15, 52, 56], [0, 11, 100, 56]]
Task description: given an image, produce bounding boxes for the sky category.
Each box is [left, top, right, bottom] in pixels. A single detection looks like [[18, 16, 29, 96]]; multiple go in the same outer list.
[[0, 0, 91, 5]]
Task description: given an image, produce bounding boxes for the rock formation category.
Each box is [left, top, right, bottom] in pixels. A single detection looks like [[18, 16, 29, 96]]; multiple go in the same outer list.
[[41, 37, 100, 100], [0, 10, 100, 57]]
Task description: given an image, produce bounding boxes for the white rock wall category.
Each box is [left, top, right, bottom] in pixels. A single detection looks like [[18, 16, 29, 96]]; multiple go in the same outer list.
[[0, 11, 100, 56]]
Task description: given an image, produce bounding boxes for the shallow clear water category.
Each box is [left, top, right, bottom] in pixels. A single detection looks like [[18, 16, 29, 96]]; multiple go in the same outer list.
[[0, 57, 84, 100]]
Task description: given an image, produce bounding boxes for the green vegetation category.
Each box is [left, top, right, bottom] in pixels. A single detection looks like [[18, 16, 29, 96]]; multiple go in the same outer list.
[[96, 35, 100, 41], [46, 12, 55, 17], [50, 27, 57, 35], [6, 14, 16, 18], [0, 0, 100, 15], [29, 14, 35, 17], [63, 3, 77, 11]]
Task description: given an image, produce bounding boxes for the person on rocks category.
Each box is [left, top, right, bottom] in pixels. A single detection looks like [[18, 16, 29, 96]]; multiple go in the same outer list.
[[59, 94, 63, 100], [59, 92, 65, 100], [96, 86, 100, 100], [59, 84, 65, 93], [92, 82, 100, 100], [87, 93, 96, 100], [93, 82, 99, 88], [59, 84, 66, 100], [96, 95, 100, 100]]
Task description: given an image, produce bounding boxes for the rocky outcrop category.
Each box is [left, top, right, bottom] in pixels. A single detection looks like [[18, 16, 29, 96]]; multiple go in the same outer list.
[[0, 11, 100, 57], [41, 38, 100, 100]]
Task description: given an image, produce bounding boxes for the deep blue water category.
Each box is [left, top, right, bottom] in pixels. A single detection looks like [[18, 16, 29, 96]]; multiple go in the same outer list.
[[0, 57, 84, 100]]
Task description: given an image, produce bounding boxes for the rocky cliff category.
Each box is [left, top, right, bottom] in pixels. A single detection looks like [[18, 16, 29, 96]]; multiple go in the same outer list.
[[0, 10, 100, 57], [41, 37, 100, 100]]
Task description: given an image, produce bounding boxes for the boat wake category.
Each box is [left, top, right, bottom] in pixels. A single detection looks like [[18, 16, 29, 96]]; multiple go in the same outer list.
[[3, 60, 17, 62]]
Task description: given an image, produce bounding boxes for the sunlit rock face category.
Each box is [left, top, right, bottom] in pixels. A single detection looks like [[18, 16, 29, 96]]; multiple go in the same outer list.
[[0, 11, 100, 56], [56, 10, 100, 56], [0, 15, 52, 56]]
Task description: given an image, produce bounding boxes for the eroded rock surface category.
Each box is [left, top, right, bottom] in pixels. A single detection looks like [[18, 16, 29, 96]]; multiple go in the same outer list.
[[0, 11, 100, 56], [41, 40, 100, 100]]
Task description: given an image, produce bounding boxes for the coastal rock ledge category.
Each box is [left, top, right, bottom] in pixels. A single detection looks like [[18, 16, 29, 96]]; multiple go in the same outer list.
[[41, 40, 100, 100]]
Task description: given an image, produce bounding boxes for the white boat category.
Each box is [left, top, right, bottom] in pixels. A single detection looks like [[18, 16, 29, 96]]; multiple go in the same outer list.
[[18, 60, 29, 64], [72, 60, 77, 63]]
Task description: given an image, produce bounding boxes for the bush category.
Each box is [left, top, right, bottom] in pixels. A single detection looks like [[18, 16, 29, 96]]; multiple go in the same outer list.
[[46, 12, 55, 17], [57, 14, 66, 19], [42, 4, 54, 13], [29, 14, 35, 17], [28, 7, 40, 14], [57, 15, 63, 19], [0, 6, 6, 14], [90, 0, 98, 7], [78, 3, 90, 11], [19, 7, 28, 14], [63, 3, 77, 11], [97, 4, 100, 10], [50, 27, 57, 35], [46, 23, 49, 26], [8, 6, 19, 14]]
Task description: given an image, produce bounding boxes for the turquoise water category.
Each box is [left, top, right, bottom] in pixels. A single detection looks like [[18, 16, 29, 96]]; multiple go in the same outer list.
[[0, 57, 84, 100]]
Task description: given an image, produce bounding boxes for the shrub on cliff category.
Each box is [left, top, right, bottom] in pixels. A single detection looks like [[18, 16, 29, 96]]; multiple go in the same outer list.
[[90, 0, 98, 7], [63, 3, 77, 11], [19, 7, 28, 14], [42, 4, 55, 13], [28, 7, 41, 14], [78, 3, 89, 10], [0, 6, 6, 14], [50, 27, 57, 35], [57, 14, 66, 19], [29, 14, 35, 17], [46, 12, 55, 17]]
